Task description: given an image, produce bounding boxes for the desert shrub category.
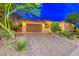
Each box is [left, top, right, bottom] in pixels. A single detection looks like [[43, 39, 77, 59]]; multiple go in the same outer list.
[[15, 39, 28, 51], [59, 31, 70, 38], [74, 31, 79, 36], [59, 31, 75, 40], [10, 22, 21, 30], [73, 31, 79, 39], [0, 29, 15, 39], [50, 22, 61, 32], [69, 35, 76, 40]]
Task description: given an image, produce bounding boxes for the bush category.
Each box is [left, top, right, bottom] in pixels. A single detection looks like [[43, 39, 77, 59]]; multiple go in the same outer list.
[[69, 35, 76, 40], [59, 31, 70, 38], [74, 31, 79, 36], [15, 39, 28, 51], [0, 29, 15, 39], [59, 31, 76, 40], [50, 22, 61, 32]]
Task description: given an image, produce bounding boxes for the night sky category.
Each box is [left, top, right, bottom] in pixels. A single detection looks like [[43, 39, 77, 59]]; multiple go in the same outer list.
[[42, 3, 79, 21], [14, 3, 79, 27], [15, 3, 79, 22]]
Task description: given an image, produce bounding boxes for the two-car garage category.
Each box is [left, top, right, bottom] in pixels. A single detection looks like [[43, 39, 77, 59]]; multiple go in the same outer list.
[[26, 24, 42, 32], [22, 20, 43, 33]]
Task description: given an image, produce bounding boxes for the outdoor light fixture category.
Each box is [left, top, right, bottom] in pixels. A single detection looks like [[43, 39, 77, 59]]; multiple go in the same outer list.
[[22, 22, 26, 26]]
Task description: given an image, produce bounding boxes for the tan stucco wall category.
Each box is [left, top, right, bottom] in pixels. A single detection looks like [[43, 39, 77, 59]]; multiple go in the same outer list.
[[64, 23, 74, 31], [22, 20, 53, 33], [60, 22, 74, 31], [42, 21, 52, 33], [22, 21, 26, 33], [22, 20, 74, 33]]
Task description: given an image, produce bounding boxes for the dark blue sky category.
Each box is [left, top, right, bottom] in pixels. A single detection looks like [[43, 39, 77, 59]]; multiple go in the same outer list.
[[15, 3, 79, 22], [41, 3, 79, 21]]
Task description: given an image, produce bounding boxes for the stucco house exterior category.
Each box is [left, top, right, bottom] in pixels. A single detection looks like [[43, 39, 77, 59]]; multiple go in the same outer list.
[[21, 19, 74, 33], [60, 21, 74, 32], [0, 8, 75, 33], [22, 19, 52, 33]]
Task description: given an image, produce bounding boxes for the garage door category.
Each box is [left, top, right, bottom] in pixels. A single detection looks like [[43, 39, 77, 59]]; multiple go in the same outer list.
[[26, 24, 42, 32]]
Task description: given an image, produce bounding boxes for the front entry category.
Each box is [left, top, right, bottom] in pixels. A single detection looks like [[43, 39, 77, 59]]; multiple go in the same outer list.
[[26, 24, 42, 32]]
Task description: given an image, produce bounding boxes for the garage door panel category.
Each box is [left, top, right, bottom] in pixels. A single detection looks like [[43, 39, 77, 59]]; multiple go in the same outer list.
[[26, 24, 42, 32]]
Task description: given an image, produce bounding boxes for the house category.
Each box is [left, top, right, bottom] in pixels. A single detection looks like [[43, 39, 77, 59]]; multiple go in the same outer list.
[[21, 19, 52, 33], [0, 8, 74, 33], [60, 21, 74, 32], [21, 19, 75, 33]]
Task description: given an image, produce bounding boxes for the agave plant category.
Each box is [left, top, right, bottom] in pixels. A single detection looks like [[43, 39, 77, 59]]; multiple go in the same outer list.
[[15, 39, 28, 51]]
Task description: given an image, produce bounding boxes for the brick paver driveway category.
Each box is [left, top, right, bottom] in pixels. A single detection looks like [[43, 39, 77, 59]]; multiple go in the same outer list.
[[21, 33, 78, 56]]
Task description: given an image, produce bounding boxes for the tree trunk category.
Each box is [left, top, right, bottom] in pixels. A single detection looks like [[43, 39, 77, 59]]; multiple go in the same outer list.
[[4, 3, 11, 30]]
